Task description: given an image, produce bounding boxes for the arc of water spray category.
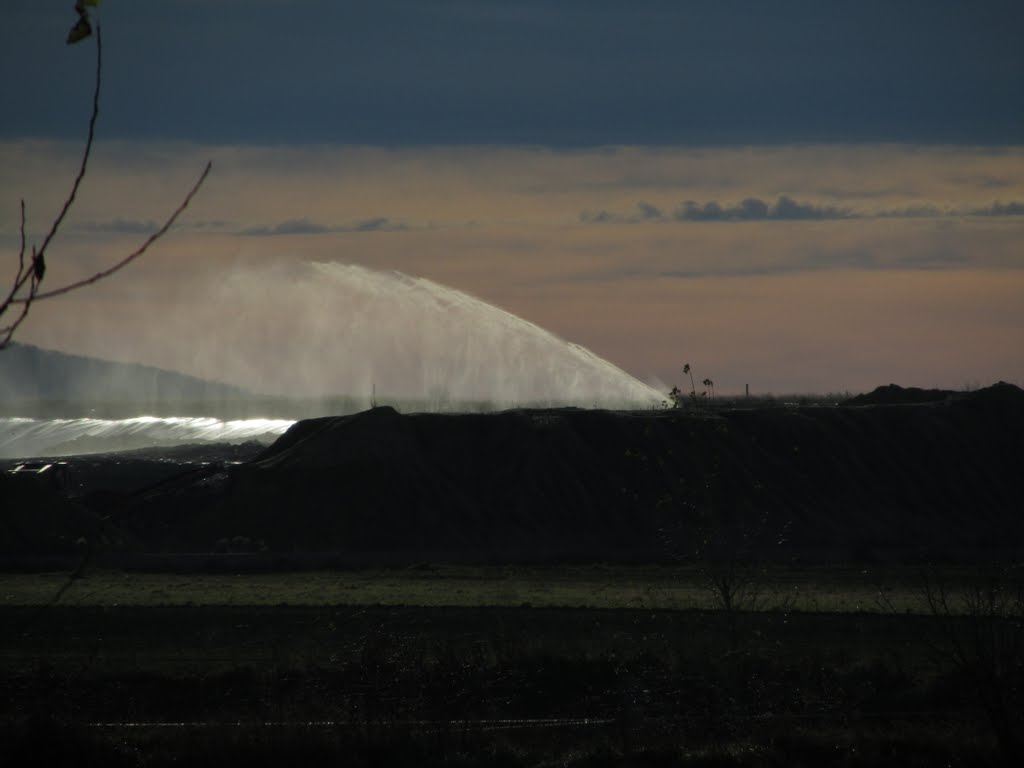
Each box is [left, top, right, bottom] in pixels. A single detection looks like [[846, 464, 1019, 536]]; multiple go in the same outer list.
[[307, 262, 666, 406]]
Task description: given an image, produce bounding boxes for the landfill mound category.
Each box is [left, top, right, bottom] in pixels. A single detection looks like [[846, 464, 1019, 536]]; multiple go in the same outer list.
[[217, 382, 1024, 562], [5, 383, 1022, 564]]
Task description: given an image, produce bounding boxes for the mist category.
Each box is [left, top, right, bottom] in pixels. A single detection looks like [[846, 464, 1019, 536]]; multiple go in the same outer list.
[[86, 262, 665, 409]]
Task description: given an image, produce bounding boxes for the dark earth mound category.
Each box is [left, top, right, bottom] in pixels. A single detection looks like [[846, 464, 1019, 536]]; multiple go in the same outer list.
[[843, 383, 958, 405], [218, 383, 1024, 562], [5, 383, 1023, 564]]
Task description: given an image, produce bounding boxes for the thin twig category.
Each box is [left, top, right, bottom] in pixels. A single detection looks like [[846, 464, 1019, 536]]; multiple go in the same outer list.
[[0, 24, 102, 345], [0, 300, 33, 345], [2, 24, 103, 322], [37, 23, 103, 265], [18, 200, 26, 282], [0, 202, 29, 320], [2, 20, 213, 348], [21, 161, 212, 303]]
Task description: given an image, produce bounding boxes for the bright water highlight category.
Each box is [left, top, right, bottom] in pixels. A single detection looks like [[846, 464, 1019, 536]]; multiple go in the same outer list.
[[0, 416, 294, 459]]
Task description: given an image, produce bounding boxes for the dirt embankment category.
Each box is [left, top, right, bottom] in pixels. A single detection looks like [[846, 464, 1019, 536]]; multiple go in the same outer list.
[[6, 383, 1023, 564], [216, 383, 1024, 562]]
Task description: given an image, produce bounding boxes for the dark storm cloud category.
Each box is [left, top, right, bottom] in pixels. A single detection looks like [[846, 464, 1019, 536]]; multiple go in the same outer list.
[[239, 217, 409, 236], [72, 218, 159, 235], [4, 0, 1023, 146], [871, 200, 1024, 219], [876, 205, 946, 219], [240, 218, 331, 237], [78, 218, 234, 234], [580, 202, 663, 224], [770, 197, 847, 221], [579, 209, 616, 224], [672, 197, 835, 222], [584, 196, 851, 223], [189, 220, 232, 231], [583, 198, 1024, 224], [636, 201, 664, 220], [348, 217, 409, 232], [973, 201, 1024, 217]]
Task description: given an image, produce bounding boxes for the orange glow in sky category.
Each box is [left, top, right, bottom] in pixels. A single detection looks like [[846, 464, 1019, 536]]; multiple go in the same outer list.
[[3, 141, 1023, 396]]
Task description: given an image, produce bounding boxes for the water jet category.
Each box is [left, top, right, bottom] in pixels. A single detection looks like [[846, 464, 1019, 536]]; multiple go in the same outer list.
[[167, 262, 664, 408]]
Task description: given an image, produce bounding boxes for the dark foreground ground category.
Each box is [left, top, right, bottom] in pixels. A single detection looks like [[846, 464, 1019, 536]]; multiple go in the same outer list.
[[3, 384, 1023, 764], [3, 383, 1023, 565], [2, 565, 1023, 767]]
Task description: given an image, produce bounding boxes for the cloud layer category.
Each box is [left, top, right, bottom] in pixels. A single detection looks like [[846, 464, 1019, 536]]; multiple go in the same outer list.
[[4, 2, 1023, 146], [239, 217, 410, 237], [582, 197, 1024, 224], [4, 141, 1023, 395]]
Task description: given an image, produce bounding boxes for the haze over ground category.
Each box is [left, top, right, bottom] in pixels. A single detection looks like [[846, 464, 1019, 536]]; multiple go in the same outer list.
[[2, 2, 1022, 396]]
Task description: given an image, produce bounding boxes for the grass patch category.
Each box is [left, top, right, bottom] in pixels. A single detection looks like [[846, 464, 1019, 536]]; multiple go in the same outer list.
[[0, 563, 963, 613], [3, 564, 1016, 765]]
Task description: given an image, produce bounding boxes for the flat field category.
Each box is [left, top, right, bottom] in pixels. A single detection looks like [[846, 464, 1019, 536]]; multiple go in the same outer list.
[[0, 563, 955, 612], [2, 564, 1020, 766]]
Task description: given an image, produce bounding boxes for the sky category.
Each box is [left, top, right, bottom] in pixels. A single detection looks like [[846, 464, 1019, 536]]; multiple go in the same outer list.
[[2, 1, 1023, 398]]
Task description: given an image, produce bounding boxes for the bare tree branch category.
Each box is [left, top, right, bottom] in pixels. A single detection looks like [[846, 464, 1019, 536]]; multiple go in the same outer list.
[[1, 20, 212, 350], [23, 161, 212, 303], [38, 20, 104, 264], [0, 207, 36, 344], [18, 201, 26, 281]]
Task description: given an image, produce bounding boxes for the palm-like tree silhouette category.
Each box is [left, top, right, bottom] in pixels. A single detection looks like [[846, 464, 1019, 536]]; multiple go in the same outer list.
[[684, 364, 696, 400]]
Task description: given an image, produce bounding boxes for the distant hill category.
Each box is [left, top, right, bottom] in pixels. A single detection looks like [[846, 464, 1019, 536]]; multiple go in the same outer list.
[[3, 382, 1023, 562], [843, 383, 959, 405], [22, 381, 1009, 564], [0, 342, 251, 402], [216, 384, 1024, 562]]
